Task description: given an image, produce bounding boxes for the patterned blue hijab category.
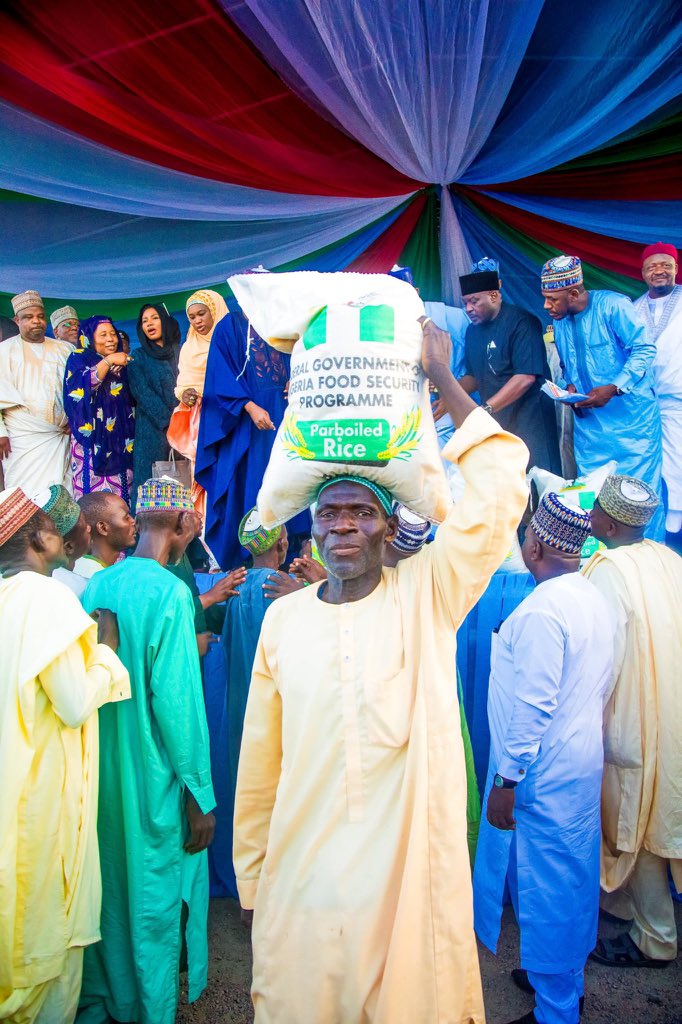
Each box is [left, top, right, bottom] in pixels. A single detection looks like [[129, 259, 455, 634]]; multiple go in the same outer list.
[[63, 315, 135, 478]]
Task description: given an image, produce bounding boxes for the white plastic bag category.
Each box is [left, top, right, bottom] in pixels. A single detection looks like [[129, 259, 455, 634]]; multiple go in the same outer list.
[[229, 271, 452, 528]]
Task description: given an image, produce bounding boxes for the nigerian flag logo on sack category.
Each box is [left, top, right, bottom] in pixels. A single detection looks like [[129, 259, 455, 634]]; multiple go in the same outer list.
[[281, 300, 423, 466]]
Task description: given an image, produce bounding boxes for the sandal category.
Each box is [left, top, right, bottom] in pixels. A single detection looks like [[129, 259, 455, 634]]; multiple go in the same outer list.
[[590, 933, 669, 968]]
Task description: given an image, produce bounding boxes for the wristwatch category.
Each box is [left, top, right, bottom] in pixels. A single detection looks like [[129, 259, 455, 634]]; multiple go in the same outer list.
[[493, 773, 517, 789], [482, 402, 494, 415]]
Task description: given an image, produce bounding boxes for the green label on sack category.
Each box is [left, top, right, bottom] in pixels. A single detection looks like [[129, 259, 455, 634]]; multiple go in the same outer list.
[[281, 408, 422, 466], [300, 418, 391, 465]]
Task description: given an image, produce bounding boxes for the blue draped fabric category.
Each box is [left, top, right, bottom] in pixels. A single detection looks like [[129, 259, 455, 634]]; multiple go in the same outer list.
[[222, 0, 543, 183], [463, 0, 682, 182], [0, 101, 413, 222], [454, 194, 553, 321], [195, 311, 309, 569], [0, 189, 411, 298], [2, 2, 681, 308], [481, 193, 682, 245]]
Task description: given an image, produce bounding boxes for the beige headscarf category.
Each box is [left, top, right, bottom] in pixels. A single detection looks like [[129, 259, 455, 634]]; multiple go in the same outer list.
[[175, 288, 228, 400]]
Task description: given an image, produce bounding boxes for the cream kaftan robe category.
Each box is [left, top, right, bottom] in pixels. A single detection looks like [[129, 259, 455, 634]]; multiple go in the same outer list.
[[0, 335, 72, 492], [234, 409, 529, 1024], [582, 541, 682, 894], [0, 572, 129, 1023]]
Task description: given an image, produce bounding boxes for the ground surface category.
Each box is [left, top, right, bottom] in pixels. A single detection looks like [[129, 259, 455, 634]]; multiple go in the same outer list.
[[177, 898, 682, 1023]]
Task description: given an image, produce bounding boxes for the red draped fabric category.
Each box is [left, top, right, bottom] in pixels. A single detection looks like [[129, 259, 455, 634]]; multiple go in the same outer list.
[[0, 0, 419, 197], [476, 155, 681, 200], [459, 188, 645, 279], [346, 192, 428, 272]]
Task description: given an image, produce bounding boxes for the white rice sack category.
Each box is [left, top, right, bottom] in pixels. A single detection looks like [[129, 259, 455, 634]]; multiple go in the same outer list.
[[528, 460, 617, 511], [229, 271, 452, 528]]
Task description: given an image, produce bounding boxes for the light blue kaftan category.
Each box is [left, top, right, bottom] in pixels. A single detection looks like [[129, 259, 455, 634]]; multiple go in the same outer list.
[[201, 569, 277, 898], [474, 573, 614, 974], [552, 290, 664, 538]]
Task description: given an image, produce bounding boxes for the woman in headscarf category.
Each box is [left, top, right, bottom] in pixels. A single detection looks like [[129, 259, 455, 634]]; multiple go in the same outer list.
[[127, 303, 181, 509], [63, 315, 135, 500], [168, 290, 228, 497], [175, 289, 228, 409]]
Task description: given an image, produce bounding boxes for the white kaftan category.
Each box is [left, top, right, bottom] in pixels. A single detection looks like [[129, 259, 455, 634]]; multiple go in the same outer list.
[[474, 573, 614, 973], [0, 334, 71, 492], [234, 409, 529, 1024], [634, 286, 682, 528]]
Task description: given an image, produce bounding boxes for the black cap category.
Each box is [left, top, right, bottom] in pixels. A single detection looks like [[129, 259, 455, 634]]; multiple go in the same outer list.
[[459, 270, 500, 295]]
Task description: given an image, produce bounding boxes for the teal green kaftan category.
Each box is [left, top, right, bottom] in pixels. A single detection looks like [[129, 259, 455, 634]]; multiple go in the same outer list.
[[78, 557, 215, 1024]]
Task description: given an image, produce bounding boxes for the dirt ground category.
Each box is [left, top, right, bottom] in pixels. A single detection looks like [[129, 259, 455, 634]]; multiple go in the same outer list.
[[177, 897, 682, 1023]]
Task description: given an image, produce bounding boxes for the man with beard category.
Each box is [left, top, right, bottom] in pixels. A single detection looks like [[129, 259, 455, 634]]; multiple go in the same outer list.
[[234, 318, 529, 1024], [459, 259, 560, 473]]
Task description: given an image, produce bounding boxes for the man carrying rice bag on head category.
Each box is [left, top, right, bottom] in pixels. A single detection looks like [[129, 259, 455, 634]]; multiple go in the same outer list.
[[233, 282, 530, 1024], [229, 270, 453, 528]]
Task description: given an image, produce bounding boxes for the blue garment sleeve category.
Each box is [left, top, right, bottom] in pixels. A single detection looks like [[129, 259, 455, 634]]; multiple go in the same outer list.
[[496, 607, 566, 782], [608, 297, 656, 394]]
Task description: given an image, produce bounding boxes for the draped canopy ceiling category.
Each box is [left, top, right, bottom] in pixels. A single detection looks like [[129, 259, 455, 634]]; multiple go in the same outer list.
[[1, 0, 680, 323]]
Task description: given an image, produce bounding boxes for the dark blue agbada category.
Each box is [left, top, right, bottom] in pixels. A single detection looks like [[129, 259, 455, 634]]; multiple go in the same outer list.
[[195, 308, 307, 568]]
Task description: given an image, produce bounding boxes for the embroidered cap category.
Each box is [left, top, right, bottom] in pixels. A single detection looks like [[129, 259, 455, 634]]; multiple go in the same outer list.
[[540, 256, 583, 291], [238, 507, 282, 555], [529, 491, 591, 554], [597, 475, 659, 527], [36, 484, 81, 536], [390, 503, 431, 554], [136, 477, 194, 513], [50, 305, 78, 332], [0, 487, 41, 547], [11, 290, 44, 315]]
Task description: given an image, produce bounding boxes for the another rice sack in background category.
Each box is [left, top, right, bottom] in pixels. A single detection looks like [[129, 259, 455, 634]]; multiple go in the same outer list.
[[529, 461, 617, 564], [229, 271, 452, 528]]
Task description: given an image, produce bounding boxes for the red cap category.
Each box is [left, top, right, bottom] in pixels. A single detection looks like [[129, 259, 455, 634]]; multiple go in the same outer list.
[[641, 242, 678, 265], [0, 487, 40, 547]]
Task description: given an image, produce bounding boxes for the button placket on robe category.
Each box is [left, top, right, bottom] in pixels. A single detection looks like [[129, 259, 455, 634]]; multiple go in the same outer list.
[[339, 603, 364, 822]]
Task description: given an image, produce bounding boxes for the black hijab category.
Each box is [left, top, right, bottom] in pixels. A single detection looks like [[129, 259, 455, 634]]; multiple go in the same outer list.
[[136, 303, 181, 363]]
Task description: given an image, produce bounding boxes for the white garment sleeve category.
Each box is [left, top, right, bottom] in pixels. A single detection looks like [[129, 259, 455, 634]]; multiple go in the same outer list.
[[38, 639, 130, 729], [496, 607, 566, 782]]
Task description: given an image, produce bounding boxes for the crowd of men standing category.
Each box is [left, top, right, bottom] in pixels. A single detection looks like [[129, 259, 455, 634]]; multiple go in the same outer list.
[[0, 247, 680, 1024]]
